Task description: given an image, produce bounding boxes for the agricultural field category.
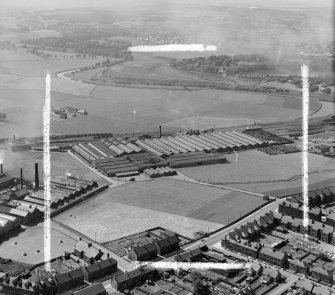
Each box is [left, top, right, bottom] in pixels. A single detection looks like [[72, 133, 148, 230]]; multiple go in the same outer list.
[[180, 150, 335, 184], [0, 149, 109, 185], [0, 225, 76, 264]]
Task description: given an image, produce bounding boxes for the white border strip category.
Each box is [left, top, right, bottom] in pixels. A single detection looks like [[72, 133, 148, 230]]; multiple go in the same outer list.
[[44, 71, 51, 271], [301, 64, 309, 229]]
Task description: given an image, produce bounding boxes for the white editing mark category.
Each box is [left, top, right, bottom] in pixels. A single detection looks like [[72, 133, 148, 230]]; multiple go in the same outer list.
[[44, 71, 51, 271], [233, 150, 238, 162], [133, 109, 137, 115], [128, 44, 217, 52], [134, 261, 250, 272], [301, 64, 309, 230]]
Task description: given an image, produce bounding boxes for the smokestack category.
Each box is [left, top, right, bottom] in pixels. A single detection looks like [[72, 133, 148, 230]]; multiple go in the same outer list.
[[159, 125, 162, 138], [34, 163, 39, 190], [20, 168, 23, 189], [0, 163, 2, 174]]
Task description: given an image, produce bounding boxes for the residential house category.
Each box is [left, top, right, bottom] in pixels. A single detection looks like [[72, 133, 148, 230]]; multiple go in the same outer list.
[[326, 213, 335, 228], [280, 215, 293, 230], [97, 258, 117, 277], [83, 263, 101, 282], [111, 268, 157, 292], [310, 266, 333, 285], [258, 247, 288, 268], [294, 280, 313, 295], [74, 241, 104, 264], [289, 259, 309, 275], [68, 268, 84, 286], [128, 242, 157, 261], [53, 272, 73, 292], [291, 218, 301, 233], [309, 221, 323, 240], [221, 236, 261, 259], [308, 208, 322, 222], [320, 224, 333, 244]]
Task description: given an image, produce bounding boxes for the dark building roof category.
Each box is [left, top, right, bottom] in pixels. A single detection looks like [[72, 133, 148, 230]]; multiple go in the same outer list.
[[114, 273, 129, 283], [155, 238, 170, 249], [131, 246, 147, 257], [68, 268, 84, 280], [72, 282, 106, 295], [0, 205, 11, 214], [85, 263, 101, 274], [144, 242, 157, 253], [128, 268, 142, 279], [97, 259, 116, 270], [54, 272, 71, 285], [12, 188, 29, 198], [189, 248, 202, 257], [167, 235, 179, 246]]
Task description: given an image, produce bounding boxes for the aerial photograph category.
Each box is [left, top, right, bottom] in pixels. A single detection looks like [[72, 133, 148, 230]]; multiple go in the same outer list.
[[0, 0, 334, 294]]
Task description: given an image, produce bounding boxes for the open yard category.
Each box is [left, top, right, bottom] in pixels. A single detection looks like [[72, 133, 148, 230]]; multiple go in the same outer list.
[[180, 150, 335, 184], [0, 149, 109, 185], [0, 225, 76, 264]]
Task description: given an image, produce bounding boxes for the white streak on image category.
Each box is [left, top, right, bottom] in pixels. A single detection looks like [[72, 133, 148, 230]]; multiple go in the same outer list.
[[134, 261, 249, 272], [301, 64, 309, 229], [128, 44, 217, 52], [44, 71, 51, 271]]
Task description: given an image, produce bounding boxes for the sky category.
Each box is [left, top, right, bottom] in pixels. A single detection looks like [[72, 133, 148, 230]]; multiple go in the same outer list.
[[1, 0, 333, 10]]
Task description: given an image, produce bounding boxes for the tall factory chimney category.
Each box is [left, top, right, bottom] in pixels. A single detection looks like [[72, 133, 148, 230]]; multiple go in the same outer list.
[[159, 125, 162, 138], [0, 163, 3, 174], [20, 168, 23, 189], [34, 163, 39, 190]]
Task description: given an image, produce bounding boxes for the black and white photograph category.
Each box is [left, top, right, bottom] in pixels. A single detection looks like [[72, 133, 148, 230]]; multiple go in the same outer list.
[[0, 0, 334, 294]]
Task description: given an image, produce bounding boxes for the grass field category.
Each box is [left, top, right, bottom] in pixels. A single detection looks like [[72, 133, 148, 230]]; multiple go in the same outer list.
[[104, 179, 230, 216], [54, 178, 267, 242], [0, 225, 76, 264], [54, 198, 223, 242], [0, 149, 109, 185], [180, 150, 335, 184]]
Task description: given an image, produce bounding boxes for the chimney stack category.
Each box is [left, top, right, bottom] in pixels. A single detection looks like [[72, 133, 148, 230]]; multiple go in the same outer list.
[[34, 163, 39, 190], [0, 163, 3, 174], [20, 168, 23, 189], [159, 125, 162, 138]]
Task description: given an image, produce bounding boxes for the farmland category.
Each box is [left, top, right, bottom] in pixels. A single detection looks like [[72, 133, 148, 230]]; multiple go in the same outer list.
[[180, 150, 335, 184]]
